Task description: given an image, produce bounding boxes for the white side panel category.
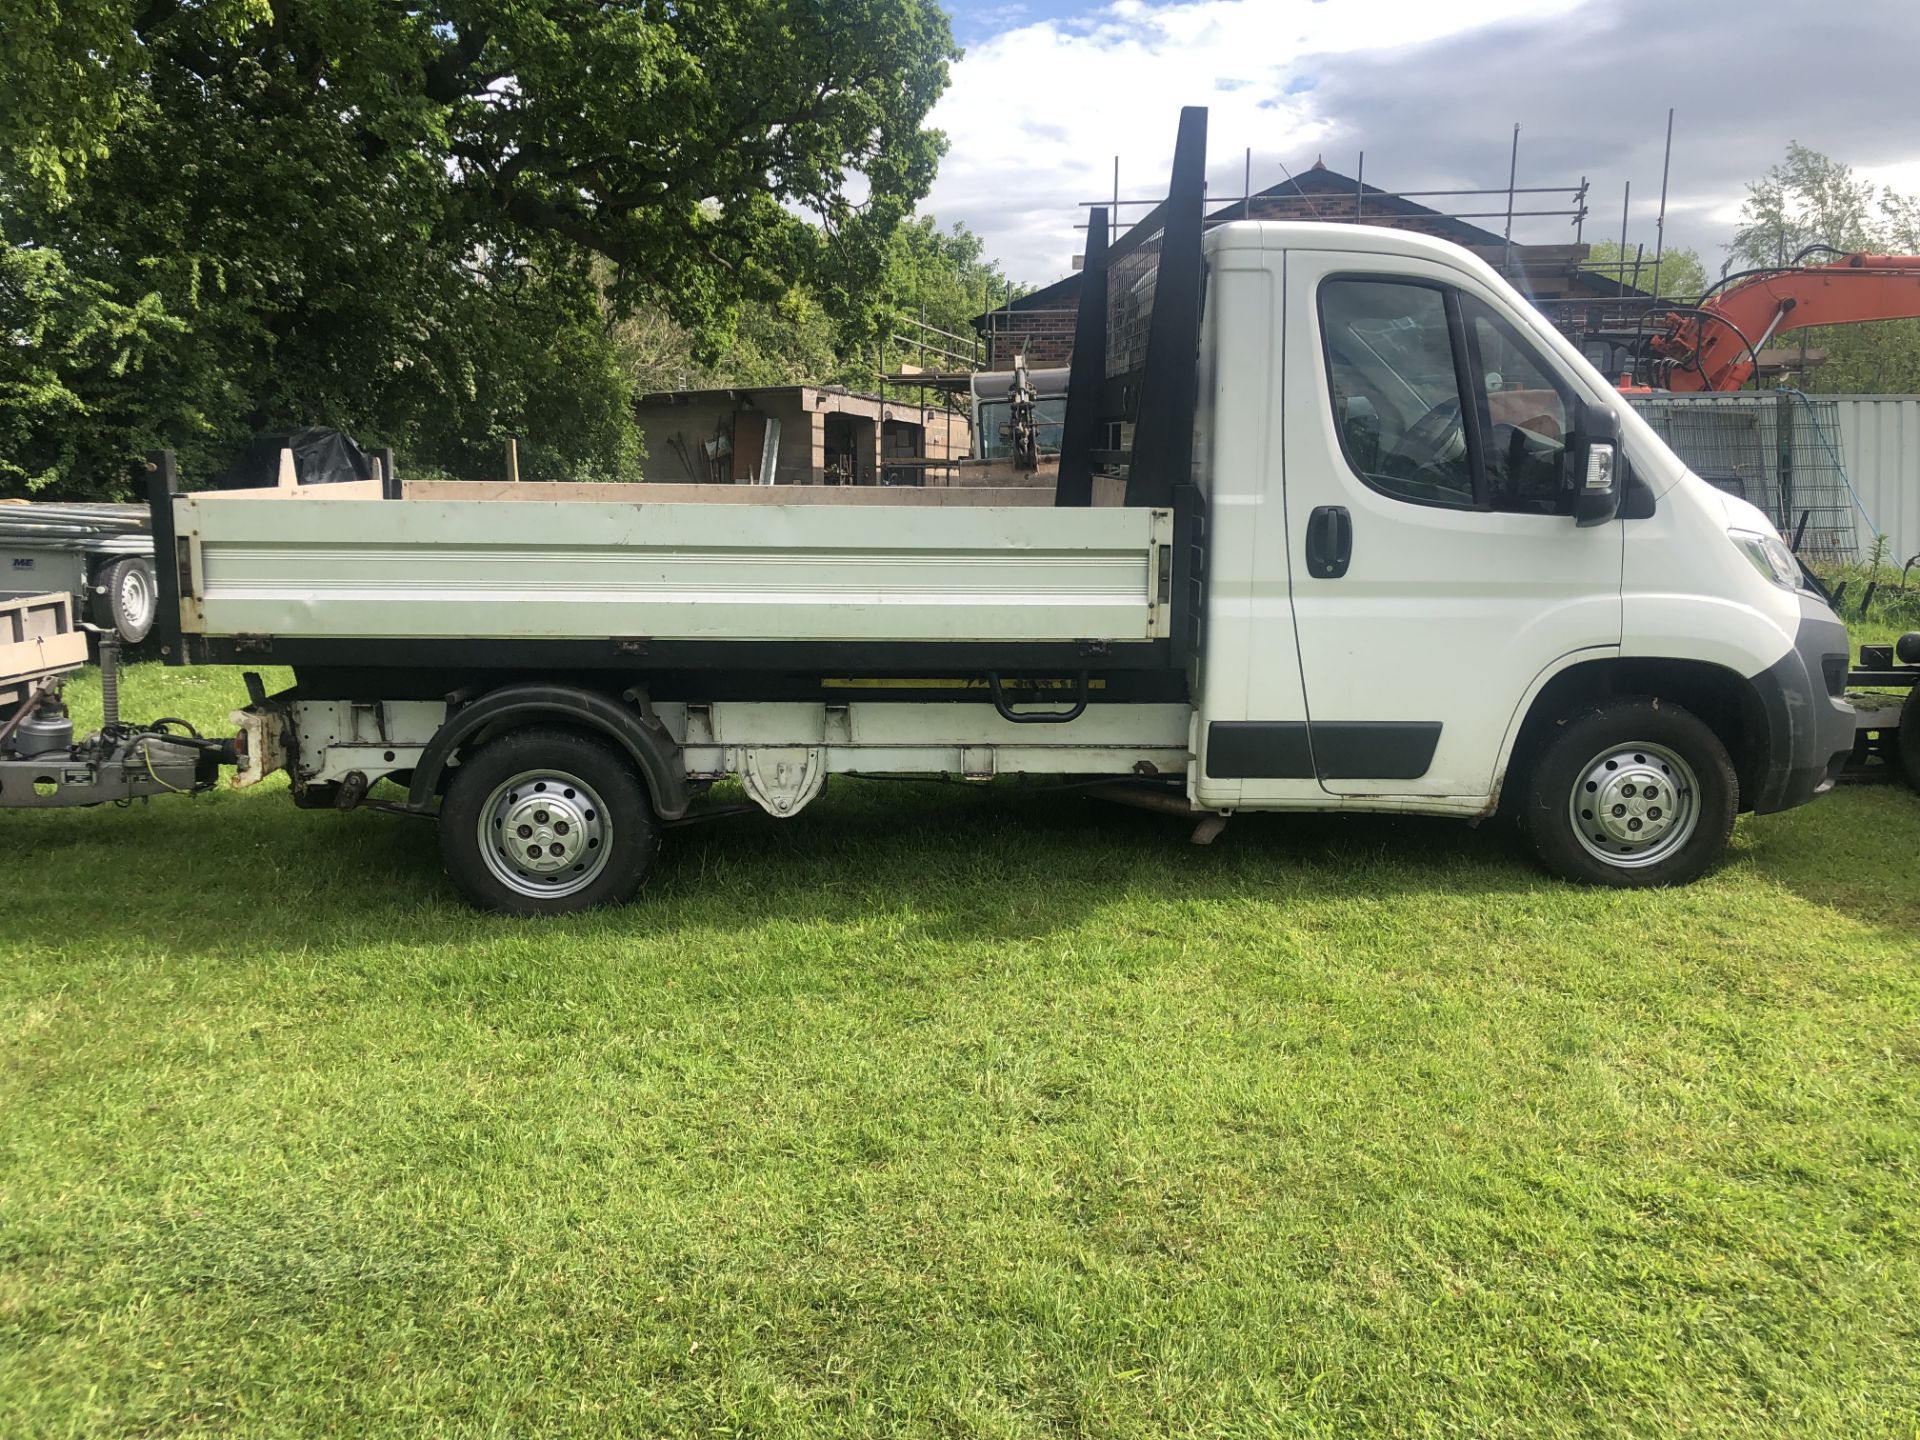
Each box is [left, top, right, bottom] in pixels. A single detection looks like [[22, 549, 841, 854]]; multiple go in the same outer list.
[[178, 498, 1170, 645], [1189, 247, 1317, 808], [1281, 247, 1624, 800]]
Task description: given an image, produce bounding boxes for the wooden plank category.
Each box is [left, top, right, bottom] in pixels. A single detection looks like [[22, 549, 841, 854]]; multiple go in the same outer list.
[[0, 591, 86, 700]]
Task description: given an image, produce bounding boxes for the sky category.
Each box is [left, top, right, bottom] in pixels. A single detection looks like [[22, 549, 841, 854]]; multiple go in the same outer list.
[[925, 0, 1920, 288]]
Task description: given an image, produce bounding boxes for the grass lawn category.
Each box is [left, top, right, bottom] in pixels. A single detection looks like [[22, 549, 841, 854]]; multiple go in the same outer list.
[[2, 661, 1917, 1437]]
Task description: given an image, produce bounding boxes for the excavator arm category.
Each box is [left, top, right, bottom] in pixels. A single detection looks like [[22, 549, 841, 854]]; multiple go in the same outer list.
[[1651, 253, 1920, 392]]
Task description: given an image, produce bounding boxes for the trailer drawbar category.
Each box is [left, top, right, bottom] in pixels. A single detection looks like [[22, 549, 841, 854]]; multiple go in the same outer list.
[[0, 591, 232, 808]]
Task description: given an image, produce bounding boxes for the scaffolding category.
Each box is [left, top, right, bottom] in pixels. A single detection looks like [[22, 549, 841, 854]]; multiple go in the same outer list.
[[1076, 129, 1591, 282], [1626, 392, 1864, 564]]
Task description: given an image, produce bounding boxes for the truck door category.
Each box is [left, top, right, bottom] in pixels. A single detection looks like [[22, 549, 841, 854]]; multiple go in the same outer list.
[[1281, 251, 1623, 801]]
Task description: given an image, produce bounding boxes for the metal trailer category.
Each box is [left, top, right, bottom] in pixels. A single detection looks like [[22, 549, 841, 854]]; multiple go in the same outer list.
[[1845, 631, 1920, 792], [0, 503, 158, 646], [0, 590, 230, 808]]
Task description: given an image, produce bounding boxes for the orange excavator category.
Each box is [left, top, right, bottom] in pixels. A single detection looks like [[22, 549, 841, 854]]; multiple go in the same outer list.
[[1641, 246, 1920, 392]]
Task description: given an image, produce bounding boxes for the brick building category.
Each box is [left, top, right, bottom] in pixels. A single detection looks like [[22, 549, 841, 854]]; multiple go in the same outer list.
[[634, 385, 969, 487], [973, 160, 1641, 370]]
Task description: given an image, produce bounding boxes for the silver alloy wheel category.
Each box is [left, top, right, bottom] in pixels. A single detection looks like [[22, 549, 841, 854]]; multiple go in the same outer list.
[[119, 562, 154, 639], [478, 768, 612, 899], [1568, 740, 1700, 869]]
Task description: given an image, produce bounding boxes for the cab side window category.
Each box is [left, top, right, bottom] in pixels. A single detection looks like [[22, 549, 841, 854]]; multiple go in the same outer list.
[[1319, 280, 1475, 509], [1319, 277, 1579, 516], [1464, 297, 1576, 516]]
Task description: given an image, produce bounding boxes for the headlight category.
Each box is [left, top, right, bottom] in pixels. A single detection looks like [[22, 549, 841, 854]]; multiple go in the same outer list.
[[1730, 529, 1801, 590]]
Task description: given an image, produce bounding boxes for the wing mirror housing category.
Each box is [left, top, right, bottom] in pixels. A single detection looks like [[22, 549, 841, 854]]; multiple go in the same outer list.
[[1573, 402, 1623, 527]]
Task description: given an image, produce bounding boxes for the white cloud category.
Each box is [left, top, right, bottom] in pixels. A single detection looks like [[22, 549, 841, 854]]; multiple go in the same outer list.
[[923, 0, 1920, 284], [925, 0, 1588, 284]]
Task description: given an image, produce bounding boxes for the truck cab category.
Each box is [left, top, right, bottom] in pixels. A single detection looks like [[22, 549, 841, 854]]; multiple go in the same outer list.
[[1187, 220, 1853, 830]]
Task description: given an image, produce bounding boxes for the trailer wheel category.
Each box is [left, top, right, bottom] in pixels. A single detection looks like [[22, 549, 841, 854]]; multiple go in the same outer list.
[[1899, 688, 1920, 795], [91, 556, 157, 644], [1519, 698, 1737, 888], [438, 728, 659, 916]]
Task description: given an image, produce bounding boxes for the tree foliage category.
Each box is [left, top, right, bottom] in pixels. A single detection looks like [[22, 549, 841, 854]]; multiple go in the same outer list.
[[614, 214, 1020, 405], [1730, 144, 1920, 394], [0, 0, 955, 496], [1583, 241, 1707, 301]]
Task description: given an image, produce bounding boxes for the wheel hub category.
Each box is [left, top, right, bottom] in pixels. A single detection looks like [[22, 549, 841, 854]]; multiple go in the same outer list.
[[1589, 762, 1675, 845], [479, 770, 610, 897], [1569, 742, 1699, 868], [122, 566, 152, 625], [501, 791, 591, 873]]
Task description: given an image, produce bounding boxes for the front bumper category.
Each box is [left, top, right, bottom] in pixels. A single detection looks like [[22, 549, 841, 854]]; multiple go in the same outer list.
[[1748, 595, 1855, 814]]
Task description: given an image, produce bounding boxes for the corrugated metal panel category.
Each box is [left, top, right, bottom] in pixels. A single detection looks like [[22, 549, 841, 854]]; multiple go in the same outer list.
[[1826, 396, 1920, 565]]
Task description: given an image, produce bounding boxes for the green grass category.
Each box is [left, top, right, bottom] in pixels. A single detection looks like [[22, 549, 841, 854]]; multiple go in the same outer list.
[[2, 662, 1917, 1438]]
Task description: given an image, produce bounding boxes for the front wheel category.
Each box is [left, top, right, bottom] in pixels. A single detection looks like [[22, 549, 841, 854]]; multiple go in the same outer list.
[[1519, 698, 1737, 888], [438, 728, 659, 915]]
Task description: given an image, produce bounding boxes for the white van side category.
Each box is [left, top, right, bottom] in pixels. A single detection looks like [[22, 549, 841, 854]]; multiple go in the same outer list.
[[149, 109, 1852, 913]]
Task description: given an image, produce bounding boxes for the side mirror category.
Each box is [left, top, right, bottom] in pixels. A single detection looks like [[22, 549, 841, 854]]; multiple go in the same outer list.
[[1573, 401, 1623, 527]]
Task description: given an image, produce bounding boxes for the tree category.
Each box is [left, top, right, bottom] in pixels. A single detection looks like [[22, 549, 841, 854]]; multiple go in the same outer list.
[[1583, 241, 1707, 300], [612, 212, 1019, 406], [0, 1, 956, 497], [1729, 144, 1920, 394], [1731, 142, 1877, 268], [870, 216, 1023, 371]]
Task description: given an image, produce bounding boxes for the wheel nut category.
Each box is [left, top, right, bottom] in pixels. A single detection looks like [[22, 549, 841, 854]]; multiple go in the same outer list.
[[534, 810, 549, 824], [1622, 784, 1636, 797], [549, 842, 565, 857], [517, 824, 533, 838], [526, 844, 542, 858], [1628, 818, 1642, 831], [1648, 807, 1661, 820], [554, 821, 569, 836], [1613, 804, 1627, 817]]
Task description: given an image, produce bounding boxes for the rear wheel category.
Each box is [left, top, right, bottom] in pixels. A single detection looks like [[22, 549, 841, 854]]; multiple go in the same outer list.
[[1519, 698, 1737, 888], [92, 556, 157, 644], [438, 728, 658, 915]]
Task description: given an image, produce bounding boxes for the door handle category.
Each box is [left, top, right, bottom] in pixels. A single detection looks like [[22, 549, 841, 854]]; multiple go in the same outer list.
[[1305, 505, 1352, 579]]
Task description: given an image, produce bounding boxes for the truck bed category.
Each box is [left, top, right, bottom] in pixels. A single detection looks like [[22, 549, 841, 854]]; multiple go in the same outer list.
[[169, 487, 1174, 651]]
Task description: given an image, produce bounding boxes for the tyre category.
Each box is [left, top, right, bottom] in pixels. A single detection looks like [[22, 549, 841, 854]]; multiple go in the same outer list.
[[1898, 687, 1920, 795], [1518, 698, 1737, 888], [91, 556, 157, 644], [437, 728, 659, 916]]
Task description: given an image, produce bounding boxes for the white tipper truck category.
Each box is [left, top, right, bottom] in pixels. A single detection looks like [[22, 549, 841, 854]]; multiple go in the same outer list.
[[118, 108, 1852, 913]]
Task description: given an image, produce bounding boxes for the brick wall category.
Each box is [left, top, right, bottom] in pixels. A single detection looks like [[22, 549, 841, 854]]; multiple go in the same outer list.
[[982, 309, 1077, 371]]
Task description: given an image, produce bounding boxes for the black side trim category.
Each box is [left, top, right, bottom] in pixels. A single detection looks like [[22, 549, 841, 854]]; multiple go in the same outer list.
[[197, 635, 1177, 674], [1206, 721, 1313, 779], [1311, 721, 1441, 780], [1208, 719, 1443, 781]]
